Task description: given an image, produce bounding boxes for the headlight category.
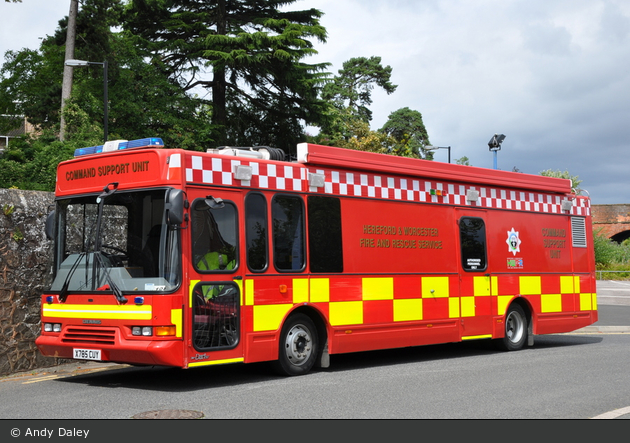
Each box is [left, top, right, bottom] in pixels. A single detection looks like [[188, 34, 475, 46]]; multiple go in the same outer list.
[[132, 326, 153, 336], [44, 323, 62, 333]]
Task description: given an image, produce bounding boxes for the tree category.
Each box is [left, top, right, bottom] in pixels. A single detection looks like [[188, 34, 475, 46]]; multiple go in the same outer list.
[[539, 169, 583, 194], [124, 0, 330, 153], [0, 0, 211, 149], [321, 56, 397, 123], [380, 107, 430, 158], [59, 0, 79, 141], [456, 156, 471, 166]]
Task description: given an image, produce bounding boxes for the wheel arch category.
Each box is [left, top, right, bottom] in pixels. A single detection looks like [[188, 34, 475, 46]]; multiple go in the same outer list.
[[283, 305, 329, 366], [497, 296, 533, 350]]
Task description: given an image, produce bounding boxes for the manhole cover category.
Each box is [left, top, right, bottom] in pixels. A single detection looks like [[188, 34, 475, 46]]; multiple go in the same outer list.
[[132, 409, 204, 419]]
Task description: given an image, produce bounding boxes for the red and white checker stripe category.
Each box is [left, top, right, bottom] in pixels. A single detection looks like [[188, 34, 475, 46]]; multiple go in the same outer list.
[[174, 154, 590, 216]]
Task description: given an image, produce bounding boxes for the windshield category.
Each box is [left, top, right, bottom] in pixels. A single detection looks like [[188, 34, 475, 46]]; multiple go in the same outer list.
[[49, 188, 181, 295]]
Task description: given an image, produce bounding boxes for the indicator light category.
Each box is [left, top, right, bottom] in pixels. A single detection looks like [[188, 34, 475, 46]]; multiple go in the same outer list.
[[155, 326, 176, 336]]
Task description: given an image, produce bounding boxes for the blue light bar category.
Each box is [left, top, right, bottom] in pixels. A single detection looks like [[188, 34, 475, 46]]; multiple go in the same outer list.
[[74, 137, 164, 157]]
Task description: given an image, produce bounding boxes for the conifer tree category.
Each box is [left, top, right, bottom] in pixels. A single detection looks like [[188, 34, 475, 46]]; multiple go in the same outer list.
[[124, 0, 329, 153]]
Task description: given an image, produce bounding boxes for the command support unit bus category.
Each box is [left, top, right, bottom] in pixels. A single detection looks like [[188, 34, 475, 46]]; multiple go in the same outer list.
[[36, 138, 597, 375]]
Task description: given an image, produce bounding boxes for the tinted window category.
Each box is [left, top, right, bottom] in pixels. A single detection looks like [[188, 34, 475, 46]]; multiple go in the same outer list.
[[308, 196, 343, 273], [460, 217, 487, 271], [245, 193, 268, 272], [191, 199, 238, 272], [272, 195, 305, 272]]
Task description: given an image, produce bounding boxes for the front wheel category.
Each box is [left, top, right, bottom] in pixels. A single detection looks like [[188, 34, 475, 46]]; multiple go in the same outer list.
[[274, 314, 319, 376], [497, 304, 528, 351]]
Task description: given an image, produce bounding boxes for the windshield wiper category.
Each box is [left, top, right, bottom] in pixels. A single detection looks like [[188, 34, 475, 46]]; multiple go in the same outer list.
[[58, 252, 86, 303], [89, 182, 127, 304], [94, 251, 127, 304]]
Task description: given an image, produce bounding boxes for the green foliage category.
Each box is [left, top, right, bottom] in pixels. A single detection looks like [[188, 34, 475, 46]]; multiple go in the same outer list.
[[314, 57, 429, 159], [379, 107, 431, 158], [321, 56, 397, 124], [0, 131, 76, 191], [593, 229, 630, 267], [456, 156, 471, 166], [12, 228, 23, 242], [539, 169, 583, 194], [124, 0, 330, 153], [2, 204, 14, 216]]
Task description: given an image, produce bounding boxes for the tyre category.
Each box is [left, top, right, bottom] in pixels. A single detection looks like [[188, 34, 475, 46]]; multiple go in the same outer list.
[[497, 303, 528, 351], [274, 313, 319, 376]]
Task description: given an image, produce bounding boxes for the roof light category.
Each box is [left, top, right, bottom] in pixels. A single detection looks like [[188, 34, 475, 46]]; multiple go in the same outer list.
[[74, 137, 164, 157]]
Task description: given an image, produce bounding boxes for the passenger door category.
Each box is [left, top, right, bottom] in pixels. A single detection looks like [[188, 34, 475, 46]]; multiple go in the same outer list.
[[187, 190, 244, 365], [457, 210, 494, 339]]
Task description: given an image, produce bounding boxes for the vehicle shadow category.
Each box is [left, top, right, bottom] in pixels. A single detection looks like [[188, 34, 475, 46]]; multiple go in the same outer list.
[[58, 334, 604, 392]]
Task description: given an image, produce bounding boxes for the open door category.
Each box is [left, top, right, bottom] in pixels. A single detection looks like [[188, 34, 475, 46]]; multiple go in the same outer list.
[[187, 190, 244, 366]]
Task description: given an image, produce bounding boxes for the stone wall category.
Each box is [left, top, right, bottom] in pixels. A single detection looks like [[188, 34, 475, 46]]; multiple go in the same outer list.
[[0, 188, 66, 376]]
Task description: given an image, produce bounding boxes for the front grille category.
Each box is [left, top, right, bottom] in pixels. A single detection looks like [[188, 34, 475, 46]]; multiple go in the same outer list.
[[62, 327, 117, 345]]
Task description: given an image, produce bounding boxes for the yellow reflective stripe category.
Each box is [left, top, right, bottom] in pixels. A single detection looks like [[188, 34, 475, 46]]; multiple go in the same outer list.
[[421, 276, 449, 298], [253, 304, 292, 331], [310, 278, 330, 303], [580, 293, 593, 311], [393, 299, 423, 322], [462, 334, 492, 340], [188, 358, 244, 368], [189, 279, 200, 308], [171, 309, 182, 338], [460, 296, 475, 317], [245, 279, 254, 306], [497, 295, 512, 316], [473, 276, 491, 296], [541, 294, 562, 313], [43, 304, 152, 320], [329, 301, 363, 326], [560, 276, 574, 294], [519, 276, 541, 295], [293, 278, 309, 303], [362, 277, 394, 300]]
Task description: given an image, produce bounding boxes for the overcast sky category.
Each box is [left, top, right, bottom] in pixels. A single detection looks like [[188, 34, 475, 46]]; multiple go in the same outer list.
[[2, 0, 630, 205]]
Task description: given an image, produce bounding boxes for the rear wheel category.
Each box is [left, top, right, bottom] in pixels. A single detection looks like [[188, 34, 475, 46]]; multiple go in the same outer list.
[[274, 314, 319, 376], [497, 304, 528, 351]]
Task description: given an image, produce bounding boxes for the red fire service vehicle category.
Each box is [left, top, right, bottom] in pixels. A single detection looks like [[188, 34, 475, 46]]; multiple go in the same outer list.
[[36, 137, 597, 375]]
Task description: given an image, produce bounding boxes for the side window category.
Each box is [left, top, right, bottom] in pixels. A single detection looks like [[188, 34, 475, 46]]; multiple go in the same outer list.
[[308, 196, 343, 273], [245, 193, 268, 272], [459, 217, 487, 271], [272, 195, 305, 272], [191, 199, 238, 272]]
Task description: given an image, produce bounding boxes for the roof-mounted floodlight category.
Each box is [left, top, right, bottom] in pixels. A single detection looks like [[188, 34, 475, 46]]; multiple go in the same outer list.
[[488, 134, 506, 151]]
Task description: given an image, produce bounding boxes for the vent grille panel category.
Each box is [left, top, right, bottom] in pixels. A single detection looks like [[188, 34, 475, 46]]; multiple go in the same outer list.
[[571, 217, 587, 248]]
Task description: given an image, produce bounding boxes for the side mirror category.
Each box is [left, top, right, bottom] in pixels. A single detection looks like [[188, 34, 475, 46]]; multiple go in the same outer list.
[[45, 211, 55, 240], [165, 188, 185, 226]]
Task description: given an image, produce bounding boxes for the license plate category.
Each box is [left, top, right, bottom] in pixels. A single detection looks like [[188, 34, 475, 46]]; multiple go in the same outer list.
[[73, 348, 101, 361]]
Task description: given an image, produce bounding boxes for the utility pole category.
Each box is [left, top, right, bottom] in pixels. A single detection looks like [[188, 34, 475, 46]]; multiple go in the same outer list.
[[59, 0, 79, 142]]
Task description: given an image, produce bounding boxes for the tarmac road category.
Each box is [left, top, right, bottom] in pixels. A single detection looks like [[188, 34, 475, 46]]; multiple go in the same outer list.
[[590, 280, 630, 329]]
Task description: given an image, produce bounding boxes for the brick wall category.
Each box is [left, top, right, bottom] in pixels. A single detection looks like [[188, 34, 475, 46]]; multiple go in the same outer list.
[[592, 204, 630, 240]]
